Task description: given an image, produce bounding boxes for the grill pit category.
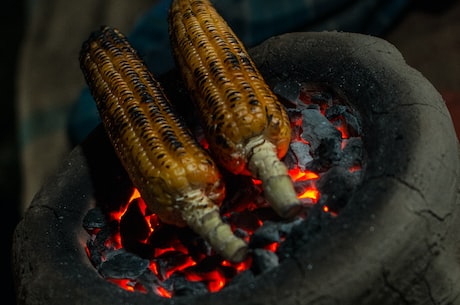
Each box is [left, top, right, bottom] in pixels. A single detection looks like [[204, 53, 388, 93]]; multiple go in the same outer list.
[[12, 31, 460, 305]]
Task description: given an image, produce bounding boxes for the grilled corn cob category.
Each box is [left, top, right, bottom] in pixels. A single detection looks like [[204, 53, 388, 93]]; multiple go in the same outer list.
[[168, 0, 302, 218], [79, 26, 247, 262]]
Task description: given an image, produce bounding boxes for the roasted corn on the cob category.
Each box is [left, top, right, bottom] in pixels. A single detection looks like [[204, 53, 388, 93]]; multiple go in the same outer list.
[[79, 26, 248, 262], [169, 0, 302, 218]]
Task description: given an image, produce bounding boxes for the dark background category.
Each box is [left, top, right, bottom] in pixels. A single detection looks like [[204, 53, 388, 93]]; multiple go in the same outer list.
[[3, 0, 459, 304]]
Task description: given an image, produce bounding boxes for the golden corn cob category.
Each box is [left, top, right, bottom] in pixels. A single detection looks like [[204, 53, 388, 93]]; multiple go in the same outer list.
[[168, 0, 302, 218], [79, 26, 247, 262]]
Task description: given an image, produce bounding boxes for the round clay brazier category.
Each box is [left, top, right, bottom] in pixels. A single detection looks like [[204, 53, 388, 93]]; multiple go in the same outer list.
[[13, 31, 460, 305]]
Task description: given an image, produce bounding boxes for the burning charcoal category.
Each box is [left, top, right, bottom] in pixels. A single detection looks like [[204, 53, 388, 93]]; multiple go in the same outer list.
[[135, 268, 165, 294], [342, 111, 362, 136], [155, 251, 193, 280], [286, 107, 303, 120], [99, 249, 150, 279], [82, 207, 107, 230], [86, 239, 103, 268], [120, 198, 151, 242], [288, 141, 313, 171], [119, 199, 153, 257], [250, 221, 281, 248], [298, 83, 333, 112], [94, 220, 118, 251], [300, 108, 342, 152], [340, 137, 364, 169], [165, 274, 208, 296], [234, 227, 249, 240], [293, 179, 316, 195], [316, 166, 361, 213], [220, 174, 261, 213], [251, 249, 279, 274], [176, 227, 213, 260]]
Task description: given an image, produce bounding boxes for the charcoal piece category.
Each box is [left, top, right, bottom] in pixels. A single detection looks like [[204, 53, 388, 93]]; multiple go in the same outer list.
[[228, 210, 262, 232], [82, 207, 107, 230], [251, 249, 279, 274], [136, 269, 164, 294], [316, 137, 343, 164], [176, 227, 212, 261], [298, 83, 333, 112], [120, 198, 151, 242], [99, 250, 150, 279], [301, 108, 342, 152], [273, 81, 301, 107], [155, 251, 192, 280], [94, 220, 118, 251], [283, 147, 299, 170], [278, 218, 304, 236], [339, 137, 364, 170], [324, 104, 347, 119], [293, 179, 316, 195], [234, 227, 249, 240], [250, 221, 280, 248], [190, 255, 223, 272], [86, 239, 103, 268], [251, 206, 283, 223], [148, 223, 180, 249], [287, 107, 303, 121], [316, 166, 361, 213], [120, 199, 153, 257], [342, 111, 362, 136], [289, 141, 313, 171], [220, 174, 261, 214], [166, 274, 208, 296]]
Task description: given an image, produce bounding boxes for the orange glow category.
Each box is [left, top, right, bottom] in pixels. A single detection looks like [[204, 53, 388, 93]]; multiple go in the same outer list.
[[186, 269, 226, 292], [165, 257, 197, 279], [334, 119, 348, 139], [108, 279, 146, 293], [221, 257, 252, 273], [298, 188, 319, 202], [156, 286, 172, 298], [288, 167, 319, 181], [129, 188, 141, 201], [264, 242, 279, 252], [349, 165, 361, 173]]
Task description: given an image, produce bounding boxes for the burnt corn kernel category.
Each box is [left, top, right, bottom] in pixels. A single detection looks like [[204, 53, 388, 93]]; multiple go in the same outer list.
[[79, 26, 247, 262], [168, 0, 303, 218]]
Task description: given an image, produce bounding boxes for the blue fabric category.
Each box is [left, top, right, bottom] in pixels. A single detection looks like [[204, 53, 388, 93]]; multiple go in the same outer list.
[[68, 0, 410, 145]]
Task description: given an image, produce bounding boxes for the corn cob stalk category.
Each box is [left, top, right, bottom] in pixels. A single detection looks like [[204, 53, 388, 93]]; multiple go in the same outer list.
[[79, 26, 247, 262], [169, 0, 302, 218]]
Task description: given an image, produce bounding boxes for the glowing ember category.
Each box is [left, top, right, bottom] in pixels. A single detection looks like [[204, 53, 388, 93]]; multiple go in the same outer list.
[[83, 82, 364, 298]]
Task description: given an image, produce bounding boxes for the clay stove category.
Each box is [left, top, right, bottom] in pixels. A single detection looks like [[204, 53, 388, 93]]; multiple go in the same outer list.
[[12, 32, 460, 305]]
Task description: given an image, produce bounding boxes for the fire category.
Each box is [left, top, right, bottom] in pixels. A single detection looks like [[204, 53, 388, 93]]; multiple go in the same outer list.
[[84, 82, 363, 298], [95, 163, 321, 297]]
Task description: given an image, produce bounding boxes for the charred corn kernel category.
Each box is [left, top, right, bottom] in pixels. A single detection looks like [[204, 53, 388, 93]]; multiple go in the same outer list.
[[79, 26, 247, 262], [168, 0, 302, 218]]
